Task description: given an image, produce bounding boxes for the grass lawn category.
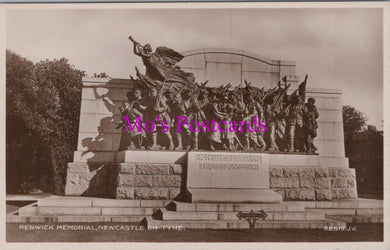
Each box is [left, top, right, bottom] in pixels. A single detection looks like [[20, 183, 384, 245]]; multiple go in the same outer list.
[[6, 222, 383, 242]]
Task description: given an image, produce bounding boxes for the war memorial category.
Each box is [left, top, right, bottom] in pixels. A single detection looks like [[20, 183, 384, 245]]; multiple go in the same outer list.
[[9, 36, 383, 230]]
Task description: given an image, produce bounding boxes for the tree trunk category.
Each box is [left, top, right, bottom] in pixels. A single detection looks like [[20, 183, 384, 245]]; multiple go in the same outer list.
[[50, 146, 64, 195]]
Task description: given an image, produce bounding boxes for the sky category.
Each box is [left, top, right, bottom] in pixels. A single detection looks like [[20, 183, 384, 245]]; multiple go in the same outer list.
[[6, 7, 384, 129]]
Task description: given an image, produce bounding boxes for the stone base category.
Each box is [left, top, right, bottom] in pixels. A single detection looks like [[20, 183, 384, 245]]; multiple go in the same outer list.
[[269, 166, 357, 201], [65, 163, 111, 197], [187, 189, 282, 204], [65, 150, 357, 201], [109, 162, 184, 200]]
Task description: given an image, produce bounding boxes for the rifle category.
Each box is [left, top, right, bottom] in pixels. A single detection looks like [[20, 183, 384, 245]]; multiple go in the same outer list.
[[187, 81, 208, 107], [261, 87, 277, 103], [230, 86, 243, 99], [221, 83, 232, 93], [244, 79, 251, 88], [234, 135, 244, 149], [272, 84, 290, 112], [273, 89, 299, 119], [254, 87, 265, 102], [167, 81, 176, 91], [177, 84, 190, 94], [154, 77, 167, 110], [240, 87, 244, 103]]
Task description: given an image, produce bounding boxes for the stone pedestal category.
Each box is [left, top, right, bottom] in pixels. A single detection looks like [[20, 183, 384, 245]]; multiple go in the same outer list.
[[108, 150, 186, 200], [66, 149, 357, 202]]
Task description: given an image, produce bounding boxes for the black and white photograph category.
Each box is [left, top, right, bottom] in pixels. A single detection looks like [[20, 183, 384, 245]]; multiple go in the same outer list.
[[2, 3, 388, 249]]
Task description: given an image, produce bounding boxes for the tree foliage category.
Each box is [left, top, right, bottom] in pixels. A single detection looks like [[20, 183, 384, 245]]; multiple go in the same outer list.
[[6, 50, 85, 194], [342, 105, 383, 195], [342, 105, 368, 140], [93, 72, 110, 78]]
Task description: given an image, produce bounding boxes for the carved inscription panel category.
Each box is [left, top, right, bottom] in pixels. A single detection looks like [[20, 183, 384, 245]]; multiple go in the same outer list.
[[187, 152, 270, 189]]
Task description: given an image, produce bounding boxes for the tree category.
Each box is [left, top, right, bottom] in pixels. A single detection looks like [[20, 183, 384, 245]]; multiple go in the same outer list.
[[6, 50, 50, 193], [93, 72, 110, 78], [342, 105, 369, 157], [6, 50, 85, 194], [342, 105, 368, 139], [34, 58, 85, 194], [342, 105, 383, 196]]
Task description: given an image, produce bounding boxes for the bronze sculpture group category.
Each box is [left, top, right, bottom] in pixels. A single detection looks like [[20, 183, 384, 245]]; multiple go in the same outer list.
[[117, 36, 319, 153]]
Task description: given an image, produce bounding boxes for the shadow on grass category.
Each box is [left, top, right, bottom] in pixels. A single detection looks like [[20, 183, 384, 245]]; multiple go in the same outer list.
[[6, 200, 36, 214]]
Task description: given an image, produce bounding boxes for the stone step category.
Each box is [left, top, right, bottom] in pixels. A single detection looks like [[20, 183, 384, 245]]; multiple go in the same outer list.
[[352, 215, 383, 223], [19, 206, 158, 216], [169, 201, 305, 212], [143, 216, 346, 230], [307, 207, 383, 216], [326, 215, 354, 223], [7, 215, 145, 223], [355, 208, 383, 215], [38, 199, 171, 208], [285, 199, 383, 209], [156, 208, 324, 221], [326, 214, 383, 224], [305, 208, 356, 216], [100, 207, 156, 216]]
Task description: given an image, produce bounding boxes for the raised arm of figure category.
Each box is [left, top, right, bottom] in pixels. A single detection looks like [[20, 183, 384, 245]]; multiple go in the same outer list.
[[129, 36, 151, 58]]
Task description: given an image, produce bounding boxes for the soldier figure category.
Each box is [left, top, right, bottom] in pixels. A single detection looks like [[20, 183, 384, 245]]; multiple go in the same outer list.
[[117, 88, 146, 149], [188, 89, 210, 150], [304, 97, 319, 153], [285, 95, 306, 152], [256, 108, 267, 150], [243, 94, 262, 150], [170, 91, 192, 150], [145, 87, 174, 150], [264, 93, 280, 151], [220, 93, 236, 150], [253, 96, 267, 151], [228, 92, 245, 150], [206, 92, 229, 150]]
